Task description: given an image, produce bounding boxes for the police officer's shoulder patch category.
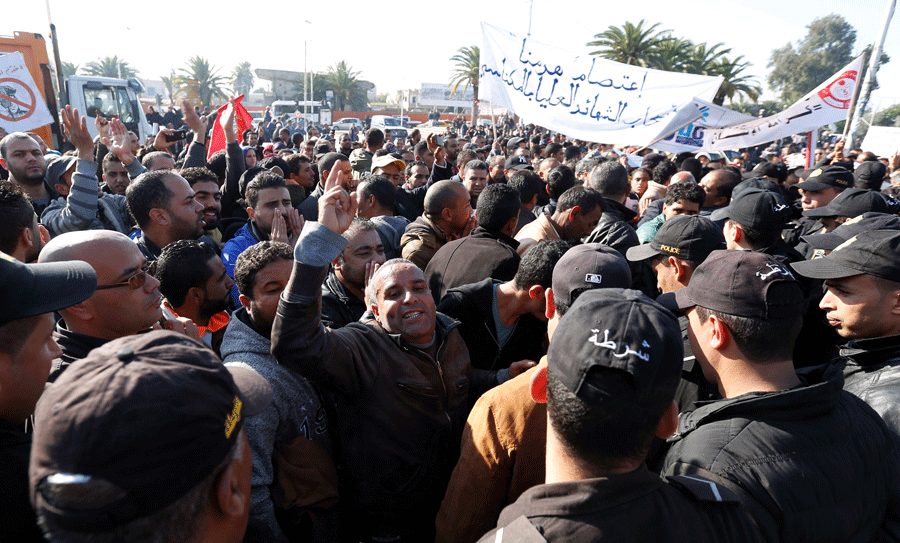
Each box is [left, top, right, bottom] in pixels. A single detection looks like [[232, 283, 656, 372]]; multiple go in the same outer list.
[[493, 516, 547, 542], [666, 474, 741, 503]]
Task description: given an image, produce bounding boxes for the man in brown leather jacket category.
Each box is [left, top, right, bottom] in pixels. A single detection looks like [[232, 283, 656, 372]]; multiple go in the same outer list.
[[271, 164, 475, 543]]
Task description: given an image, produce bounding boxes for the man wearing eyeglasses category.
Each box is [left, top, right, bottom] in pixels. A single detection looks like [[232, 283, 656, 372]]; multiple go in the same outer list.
[[38, 230, 199, 383]]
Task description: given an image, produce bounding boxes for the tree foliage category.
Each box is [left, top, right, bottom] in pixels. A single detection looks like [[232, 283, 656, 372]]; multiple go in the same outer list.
[[874, 103, 900, 127], [176, 56, 227, 108], [588, 21, 760, 106], [768, 15, 855, 104], [61, 61, 79, 78], [324, 61, 367, 111], [83, 56, 139, 79], [230, 62, 254, 97], [449, 45, 480, 124], [588, 20, 669, 67]]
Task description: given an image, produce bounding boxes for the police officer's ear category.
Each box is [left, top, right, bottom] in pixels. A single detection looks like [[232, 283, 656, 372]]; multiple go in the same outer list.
[[655, 400, 678, 440], [544, 287, 556, 321], [530, 364, 547, 404]]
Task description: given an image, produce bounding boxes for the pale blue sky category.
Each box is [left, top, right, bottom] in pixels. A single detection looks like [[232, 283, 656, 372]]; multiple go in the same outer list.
[[5, 0, 898, 110]]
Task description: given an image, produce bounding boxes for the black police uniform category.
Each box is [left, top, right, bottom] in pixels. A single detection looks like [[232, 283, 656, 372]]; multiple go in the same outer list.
[[477, 466, 763, 542]]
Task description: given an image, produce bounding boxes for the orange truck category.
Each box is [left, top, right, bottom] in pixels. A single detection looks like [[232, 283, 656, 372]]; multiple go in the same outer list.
[[0, 31, 151, 148]]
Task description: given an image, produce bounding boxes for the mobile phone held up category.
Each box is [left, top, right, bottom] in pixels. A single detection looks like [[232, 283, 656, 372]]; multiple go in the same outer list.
[[165, 129, 188, 142]]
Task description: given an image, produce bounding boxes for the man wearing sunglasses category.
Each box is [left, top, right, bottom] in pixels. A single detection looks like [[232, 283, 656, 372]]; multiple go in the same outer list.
[[38, 230, 199, 382]]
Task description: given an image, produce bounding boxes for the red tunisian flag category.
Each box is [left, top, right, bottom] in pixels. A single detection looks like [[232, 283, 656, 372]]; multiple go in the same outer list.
[[207, 95, 253, 160]]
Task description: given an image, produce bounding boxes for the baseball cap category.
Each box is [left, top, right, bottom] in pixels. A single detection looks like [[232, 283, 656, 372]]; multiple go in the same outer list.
[[371, 154, 406, 172], [795, 165, 854, 191], [548, 289, 683, 410], [854, 161, 888, 186], [504, 154, 533, 171], [552, 243, 632, 307], [801, 212, 900, 251], [30, 331, 273, 533], [791, 230, 900, 283], [713, 187, 792, 230], [742, 161, 786, 181], [506, 137, 523, 149], [314, 142, 332, 159], [658, 250, 804, 319], [803, 187, 900, 218], [626, 215, 725, 263], [0, 252, 97, 326]]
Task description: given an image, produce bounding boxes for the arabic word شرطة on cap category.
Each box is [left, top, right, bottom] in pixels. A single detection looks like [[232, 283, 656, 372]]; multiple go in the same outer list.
[[658, 250, 804, 319], [548, 289, 683, 410]]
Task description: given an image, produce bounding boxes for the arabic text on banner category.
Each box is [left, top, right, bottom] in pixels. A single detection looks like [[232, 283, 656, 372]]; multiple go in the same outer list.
[[701, 55, 865, 151], [0, 52, 55, 133], [479, 23, 723, 146]]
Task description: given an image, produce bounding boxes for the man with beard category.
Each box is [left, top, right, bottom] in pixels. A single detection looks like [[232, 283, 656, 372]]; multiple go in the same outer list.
[[126, 170, 206, 261], [181, 167, 224, 244], [221, 241, 336, 542], [223, 173, 303, 307], [338, 133, 353, 155], [155, 240, 235, 356], [0, 132, 56, 216], [101, 153, 131, 196]]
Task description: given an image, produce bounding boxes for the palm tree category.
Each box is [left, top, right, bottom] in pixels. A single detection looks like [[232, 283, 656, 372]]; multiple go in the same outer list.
[[160, 71, 177, 103], [709, 56, 762, 106], [650, 37, 694, 72], [176, 56, 227, 108], [685, 42, 731, 75], [449, 45, 480, 124], [587, 20, 670, 67], [230, 62, 254, 97], [61, 61, 79, 78], [324, 61, 366, 111], [83, 56, 139, 79]]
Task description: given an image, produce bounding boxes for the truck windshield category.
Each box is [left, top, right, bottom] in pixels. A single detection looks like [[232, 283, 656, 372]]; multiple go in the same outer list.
[[83, 86, 134, 124]]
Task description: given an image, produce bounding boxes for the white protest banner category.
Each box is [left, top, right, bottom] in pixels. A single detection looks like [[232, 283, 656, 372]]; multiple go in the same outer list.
[[703, 55, 864, 151], [861, 126, 900, 157], [0, 52, 55, 133], [479, 23, 723, 145], [652, 98, 755, 154]]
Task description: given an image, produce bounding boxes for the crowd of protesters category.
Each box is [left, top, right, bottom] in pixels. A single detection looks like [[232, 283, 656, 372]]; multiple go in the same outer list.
[[2, 96, 900, 543]]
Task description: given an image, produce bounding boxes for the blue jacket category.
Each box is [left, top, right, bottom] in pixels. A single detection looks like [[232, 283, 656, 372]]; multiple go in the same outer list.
[[222, 221, 261, 307]]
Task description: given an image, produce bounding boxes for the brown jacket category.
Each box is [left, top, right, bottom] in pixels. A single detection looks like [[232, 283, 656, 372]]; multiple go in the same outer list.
[[514, 213, 561, 255], [271, 262, 472, 540], [436, 359, 547, 543], [401, 215, 450, 270]]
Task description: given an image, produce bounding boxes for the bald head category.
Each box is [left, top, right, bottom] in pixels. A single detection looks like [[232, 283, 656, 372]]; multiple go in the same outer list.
[[424, 180, 469, 218], [39, 230, 134, 265], [39, 230, 162, 341], [670, 171, 695, 184]]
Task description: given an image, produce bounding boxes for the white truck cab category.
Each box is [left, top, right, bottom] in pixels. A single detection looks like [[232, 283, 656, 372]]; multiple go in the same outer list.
[[67, 75, 152, 141]]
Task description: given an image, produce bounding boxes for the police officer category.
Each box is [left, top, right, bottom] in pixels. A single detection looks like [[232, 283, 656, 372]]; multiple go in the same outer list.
[[479, 289, 763, 543]]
